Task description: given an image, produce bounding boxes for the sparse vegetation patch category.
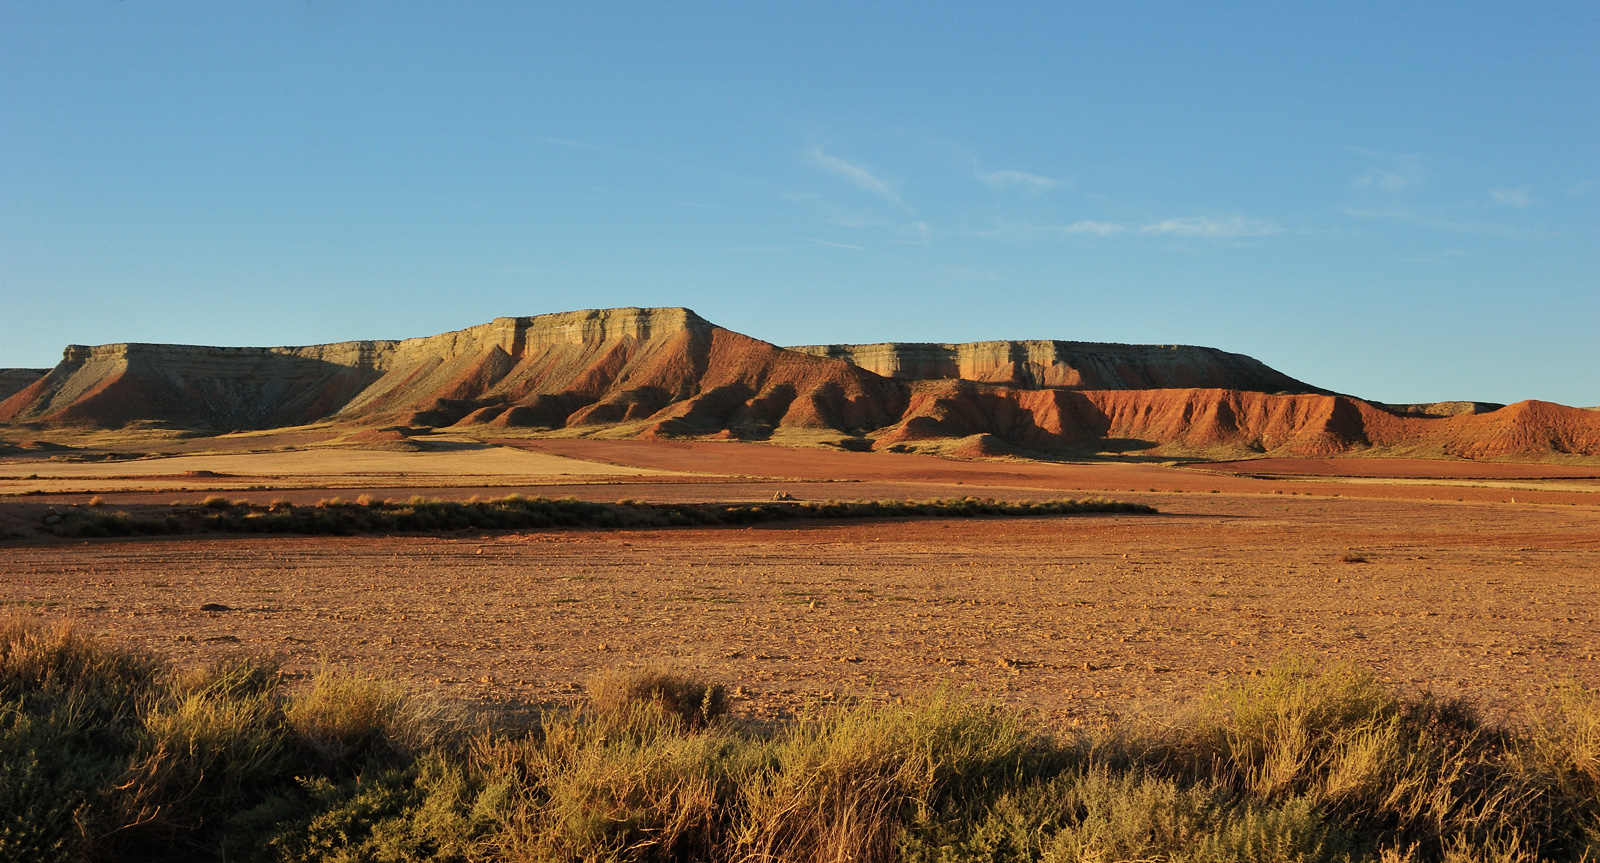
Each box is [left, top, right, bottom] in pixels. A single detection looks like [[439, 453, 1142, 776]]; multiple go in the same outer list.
[[44, 494, 1157, 539], [2, 619, 1597, 862]]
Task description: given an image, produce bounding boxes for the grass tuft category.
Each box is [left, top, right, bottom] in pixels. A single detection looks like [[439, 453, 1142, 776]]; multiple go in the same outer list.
[[586, 666, 729, 729]]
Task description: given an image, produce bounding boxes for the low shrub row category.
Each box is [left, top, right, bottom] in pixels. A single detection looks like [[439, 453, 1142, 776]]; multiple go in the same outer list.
[[47, 494, 1157, 538], [2, 619, 1596, 862]]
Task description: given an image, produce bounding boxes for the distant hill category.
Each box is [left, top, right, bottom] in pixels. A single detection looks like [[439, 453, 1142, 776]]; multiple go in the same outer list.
[[3, 306, 1597, 461]]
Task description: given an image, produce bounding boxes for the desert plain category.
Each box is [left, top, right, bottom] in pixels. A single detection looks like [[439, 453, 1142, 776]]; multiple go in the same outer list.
[[4, 435, 1596, 726]]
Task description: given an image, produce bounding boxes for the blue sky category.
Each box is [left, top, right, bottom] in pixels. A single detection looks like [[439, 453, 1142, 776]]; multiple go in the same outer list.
[[3, 3, 1596, 405]]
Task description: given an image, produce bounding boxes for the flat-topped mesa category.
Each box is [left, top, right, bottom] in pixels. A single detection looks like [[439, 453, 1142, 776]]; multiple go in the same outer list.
[[786, 340, 1320, 393], [0, 306, 893, 434], [1370, 401, 1506, 419], [0, 340, 405, 430], [0, 369, 48, 402]]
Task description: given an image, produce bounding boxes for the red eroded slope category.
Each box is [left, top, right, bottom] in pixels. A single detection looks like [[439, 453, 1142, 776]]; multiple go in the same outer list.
[[877, 385, 1370, 456], [873, 384, 1600, 459], [1430, 400, 1600, 459]]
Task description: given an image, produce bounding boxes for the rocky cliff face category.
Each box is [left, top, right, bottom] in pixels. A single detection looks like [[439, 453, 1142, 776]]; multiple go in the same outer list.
[[787, 340, 1318, 392], [3, 307, 1596, 461]]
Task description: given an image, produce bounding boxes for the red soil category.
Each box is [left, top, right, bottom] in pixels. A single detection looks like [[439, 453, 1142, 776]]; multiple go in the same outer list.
[[6, 494, 1596, 722], [1194, 458, 1600, 480]]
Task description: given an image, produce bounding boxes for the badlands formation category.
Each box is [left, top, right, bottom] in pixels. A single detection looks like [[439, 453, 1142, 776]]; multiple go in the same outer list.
[[2, 306, 1597, 461]]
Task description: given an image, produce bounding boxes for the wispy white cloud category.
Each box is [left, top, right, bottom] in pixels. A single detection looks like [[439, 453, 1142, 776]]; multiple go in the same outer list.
[[1352, 167, 1419, 194], [1350, 151, 1426, 195], [1342, 208, 1531, 237], [1061, 220, 1127, 236], [886, 221, 933, 245], [1490, 187, 1532, 208], [1055, 216, 1278, 238], [1342, 151, 1537, 236], [808, 147, 901, 203], [1138, 216, 1280, 237], [1565, 179, 1596, 198], [943, 265, 1002, 283], [790, 235, 914, 264], [1400, 249, 1471, 264], [979, 169, 1062, 192]]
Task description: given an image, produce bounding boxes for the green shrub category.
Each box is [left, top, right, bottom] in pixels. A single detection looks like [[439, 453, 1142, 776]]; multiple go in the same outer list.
[[904, 770, 1336, 863], [0, 699, 116, 863], [47, 510, 181, 538], [117, 659, 287, 843]]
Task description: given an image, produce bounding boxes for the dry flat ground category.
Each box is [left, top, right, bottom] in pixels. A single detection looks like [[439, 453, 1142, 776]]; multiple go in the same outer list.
[[3, 437, 1598, 723]]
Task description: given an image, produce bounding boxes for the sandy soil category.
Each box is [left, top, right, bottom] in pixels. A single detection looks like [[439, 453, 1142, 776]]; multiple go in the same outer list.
[[3, 440, 1597, 725], [0, 443, 667, 495]]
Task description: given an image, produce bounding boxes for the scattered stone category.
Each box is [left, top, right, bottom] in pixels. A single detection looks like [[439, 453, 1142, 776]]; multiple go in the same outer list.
[[772, 491, 795, 501]]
